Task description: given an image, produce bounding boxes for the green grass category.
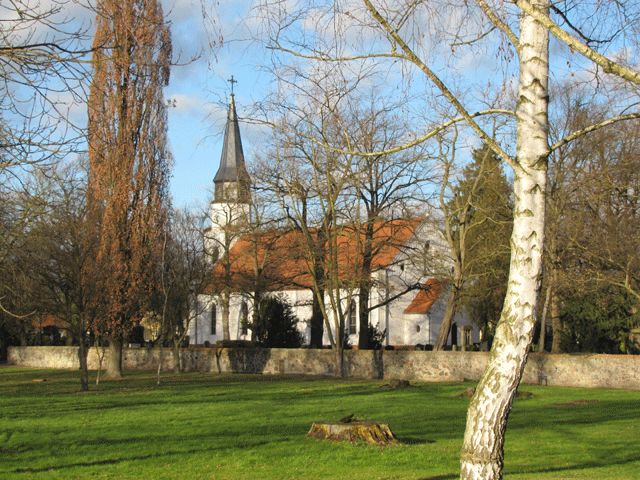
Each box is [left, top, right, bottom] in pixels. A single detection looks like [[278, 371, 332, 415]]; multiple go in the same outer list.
[[0, 367, 639, 479]]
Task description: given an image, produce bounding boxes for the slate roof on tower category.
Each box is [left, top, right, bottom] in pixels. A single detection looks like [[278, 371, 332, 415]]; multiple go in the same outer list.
[[213, 94, 251, 186]]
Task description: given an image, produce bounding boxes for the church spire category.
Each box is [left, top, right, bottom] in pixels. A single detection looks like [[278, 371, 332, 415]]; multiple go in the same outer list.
[[213, 88, 250, 203]]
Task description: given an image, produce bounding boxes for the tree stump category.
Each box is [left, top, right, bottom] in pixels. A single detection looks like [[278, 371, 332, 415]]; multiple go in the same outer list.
[[307, 421, 398, 445]]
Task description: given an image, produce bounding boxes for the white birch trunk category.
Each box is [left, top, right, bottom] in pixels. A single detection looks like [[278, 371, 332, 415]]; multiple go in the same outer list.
[[460, 1, 549, 478]]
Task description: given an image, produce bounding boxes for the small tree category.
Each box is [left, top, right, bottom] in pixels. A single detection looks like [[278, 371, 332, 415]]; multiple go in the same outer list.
[[252, 295, 303, 348], [458, 144, 512, 344]]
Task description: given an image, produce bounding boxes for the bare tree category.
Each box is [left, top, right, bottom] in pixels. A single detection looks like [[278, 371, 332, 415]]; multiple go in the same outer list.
[[205, 199, 251, 341], [344, 97, 432, 349], [434, 138, 513, 351], [164, 207, 210, 371], [24, 161, 96, 390]]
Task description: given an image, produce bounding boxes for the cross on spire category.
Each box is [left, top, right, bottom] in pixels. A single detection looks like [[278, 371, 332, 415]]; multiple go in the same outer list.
[[227, 75, 238, 96]]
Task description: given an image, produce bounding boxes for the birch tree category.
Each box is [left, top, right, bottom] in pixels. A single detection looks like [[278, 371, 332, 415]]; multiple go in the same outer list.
[[258, 0, 640, 477]]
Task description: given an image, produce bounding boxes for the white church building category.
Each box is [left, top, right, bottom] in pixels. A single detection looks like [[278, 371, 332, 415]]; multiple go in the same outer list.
[[188, 94, 479, 349]]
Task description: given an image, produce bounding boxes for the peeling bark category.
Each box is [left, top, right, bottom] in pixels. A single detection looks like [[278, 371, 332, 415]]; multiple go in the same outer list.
[[460, 1, 549, 478]]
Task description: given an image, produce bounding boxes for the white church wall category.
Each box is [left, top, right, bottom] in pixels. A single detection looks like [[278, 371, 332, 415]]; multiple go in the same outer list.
[[189, 282, 479, 348]]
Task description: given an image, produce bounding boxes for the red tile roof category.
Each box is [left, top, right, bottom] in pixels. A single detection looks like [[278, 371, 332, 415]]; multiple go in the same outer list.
[[205, 218, 421, 293], [403, 278, 442, 314], [33, 314, 68, 330]]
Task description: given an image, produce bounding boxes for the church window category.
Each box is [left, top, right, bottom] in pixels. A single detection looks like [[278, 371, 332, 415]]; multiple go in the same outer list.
[[240, 301, 249, 335], [211, 304, 217, 335], [348, 300, 357, 335]]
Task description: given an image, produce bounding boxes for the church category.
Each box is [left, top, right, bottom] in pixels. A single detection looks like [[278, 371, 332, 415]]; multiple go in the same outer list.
[[188, 93, 479, 349]]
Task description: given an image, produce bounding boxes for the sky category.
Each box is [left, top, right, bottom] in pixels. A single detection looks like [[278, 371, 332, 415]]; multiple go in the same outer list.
[[163, 0, 272, 209], [6, 0, 635, 208], [162, 0, 502, 209], [162, 0, 631, 210]]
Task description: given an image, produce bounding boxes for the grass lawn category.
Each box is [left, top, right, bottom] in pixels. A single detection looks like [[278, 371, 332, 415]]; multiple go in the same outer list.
[[0, 367, 639, 479]]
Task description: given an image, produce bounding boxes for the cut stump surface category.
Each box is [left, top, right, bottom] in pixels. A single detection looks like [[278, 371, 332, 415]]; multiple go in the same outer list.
[[307, 421, 398, 445]]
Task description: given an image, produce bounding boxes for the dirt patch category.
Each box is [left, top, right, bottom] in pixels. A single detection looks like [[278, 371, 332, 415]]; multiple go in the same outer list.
[[458, 387, 475, 398], [380, 379, 411, 390], [515, 390, 534, 399]]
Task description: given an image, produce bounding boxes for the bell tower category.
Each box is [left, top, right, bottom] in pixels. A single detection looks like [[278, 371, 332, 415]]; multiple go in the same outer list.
[[206, 80, 251, 257]]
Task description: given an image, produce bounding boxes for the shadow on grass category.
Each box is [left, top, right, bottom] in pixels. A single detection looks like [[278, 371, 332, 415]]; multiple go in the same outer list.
[[397, 437, 435, 445], [12, 439, 272, 474], [511, 452, 640, 477], [415, 453, 640, 480]]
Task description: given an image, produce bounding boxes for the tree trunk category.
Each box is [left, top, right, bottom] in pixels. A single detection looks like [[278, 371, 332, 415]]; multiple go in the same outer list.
[[538, 284, 552, 352], [310, 232, 327, 348], [105, 336, 123, 378], [221, 290, 231, 341], [335, 342, 345, 378], [172, 339, 181, 373], [434, 285, 459, 350], [78, 339, 89, 391], [335, 319, 345, 377], [310, 287, 325, 347], [550, 288, 562, 353], [358, 282, 371, 349], [358, 226, 374, 349], [460, 2, 549, 478], [156, 341, 164, 385], [251, 289, 261, 343]]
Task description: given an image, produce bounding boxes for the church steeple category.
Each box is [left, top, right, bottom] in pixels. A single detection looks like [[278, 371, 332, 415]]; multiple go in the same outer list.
[[213, 92, 251, 204]]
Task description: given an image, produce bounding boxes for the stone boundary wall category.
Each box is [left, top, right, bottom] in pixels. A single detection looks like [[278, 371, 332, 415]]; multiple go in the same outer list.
[[7, 346, 640, 390]]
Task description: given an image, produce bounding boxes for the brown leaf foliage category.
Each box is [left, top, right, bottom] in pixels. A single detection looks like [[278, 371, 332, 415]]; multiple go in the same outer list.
[[84, 0, 172, 336]]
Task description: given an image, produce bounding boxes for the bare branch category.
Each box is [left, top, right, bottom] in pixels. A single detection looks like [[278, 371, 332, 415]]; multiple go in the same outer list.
[[515, 0, 640, 85], [551, 113, 640, 151], [362, 0, 520, 172], [258, 108, 514, 158], [474, 0, 520, 50]]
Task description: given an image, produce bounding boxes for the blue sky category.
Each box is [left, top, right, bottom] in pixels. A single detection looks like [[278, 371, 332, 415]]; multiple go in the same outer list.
[[11, 0, 632, 207], [164, 0, 271, 209], [161, 0, 613, 209]]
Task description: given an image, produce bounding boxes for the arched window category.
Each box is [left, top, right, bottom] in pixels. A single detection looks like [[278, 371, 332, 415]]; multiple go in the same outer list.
[[210, 304, 217, 335], [348, 300, 357, 335], [240, 301, 249, 335]]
